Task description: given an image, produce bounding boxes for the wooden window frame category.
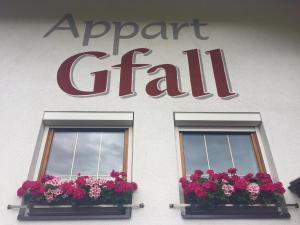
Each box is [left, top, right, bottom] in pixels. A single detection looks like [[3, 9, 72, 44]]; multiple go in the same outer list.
[[38, 128, 130, 180], [179, 131, 266, 177]]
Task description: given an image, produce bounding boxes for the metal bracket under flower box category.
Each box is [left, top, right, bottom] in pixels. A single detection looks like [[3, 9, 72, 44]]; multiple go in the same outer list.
[[8, 203, 144, 220], [169, 203, 295, 219]]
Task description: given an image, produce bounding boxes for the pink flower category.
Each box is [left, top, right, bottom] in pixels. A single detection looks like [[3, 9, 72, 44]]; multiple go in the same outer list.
[[249, 194, 258, 201], [89, 186, 101, 199], [222, 184, 235, 196], [45, 177, 61, 186], [41, 175, 54, 183], [247, 183, 260, 195], [45, 194, 54, 202], [85, 177, 107, 187]]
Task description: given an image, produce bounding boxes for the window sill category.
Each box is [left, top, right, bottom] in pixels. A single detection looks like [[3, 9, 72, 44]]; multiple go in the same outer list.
[[17, 205, 131, 220], [182, 204, 290, 219]]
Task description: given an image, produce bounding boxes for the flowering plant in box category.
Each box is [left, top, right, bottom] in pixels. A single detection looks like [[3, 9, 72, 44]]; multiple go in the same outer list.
[[17, 170, 137, 206], [179, 168, 285, 208]]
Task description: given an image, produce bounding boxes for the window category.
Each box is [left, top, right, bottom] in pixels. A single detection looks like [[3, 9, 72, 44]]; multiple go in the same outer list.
[[17, 112, 134, 220], [38, 128, 128, 179], [174, 112, 290, 219], [179, 131, 265, 176]]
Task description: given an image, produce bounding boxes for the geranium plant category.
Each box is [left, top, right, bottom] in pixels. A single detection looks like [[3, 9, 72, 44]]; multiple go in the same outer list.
[[17, 170, 137, 206], [179, 168, 285, 208]]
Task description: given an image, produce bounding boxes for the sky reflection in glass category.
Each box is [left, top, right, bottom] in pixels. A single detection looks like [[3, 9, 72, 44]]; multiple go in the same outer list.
[[182, 132, 259, 175], [206, 134, 233, 172], [47, 132, 76, 176], [46, 129, 124, 177], [182, 133, 208, 175], [229, 134, 259, 174]]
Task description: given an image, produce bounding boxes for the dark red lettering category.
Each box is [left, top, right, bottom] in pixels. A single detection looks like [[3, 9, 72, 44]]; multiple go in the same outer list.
[[184, 49, 210, 98], [206, 49, 236, 98], [57, 51, 109, 96], [146, 64, 186, 97], [112, 48, 150, 97]]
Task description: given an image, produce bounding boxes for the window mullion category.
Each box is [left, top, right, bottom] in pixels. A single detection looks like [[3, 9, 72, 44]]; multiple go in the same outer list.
[[226, 135, 235, 168], [96, 133, 103, 178], [69, 132, 79, 179], [203, 135, 211, 169]]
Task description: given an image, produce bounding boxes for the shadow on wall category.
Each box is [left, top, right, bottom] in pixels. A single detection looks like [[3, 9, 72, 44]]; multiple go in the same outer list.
[[0, 0, 299, 22]]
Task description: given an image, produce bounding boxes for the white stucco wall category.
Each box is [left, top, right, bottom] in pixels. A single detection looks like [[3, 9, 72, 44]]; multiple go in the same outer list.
[[1, 0, 300, 224]]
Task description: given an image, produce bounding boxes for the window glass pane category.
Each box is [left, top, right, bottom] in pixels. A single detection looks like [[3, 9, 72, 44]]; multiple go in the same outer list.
[[46, 132, 76, 176], [72, 132, 101, 176], [206, 134, 233, 172], [182, 133, 208, 175], [229, 134, 259, 175], [99, 132, 124, 176]]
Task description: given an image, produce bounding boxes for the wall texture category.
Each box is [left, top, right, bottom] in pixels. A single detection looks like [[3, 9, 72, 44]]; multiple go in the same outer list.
[[1, 0, 300, 224]]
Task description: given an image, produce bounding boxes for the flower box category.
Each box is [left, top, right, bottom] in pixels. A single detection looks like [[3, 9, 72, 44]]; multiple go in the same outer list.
[[26, 204, 129, 218], [185, 204, 279, 216], [179, 168, 290, 218], [17, 170, 136, 220]]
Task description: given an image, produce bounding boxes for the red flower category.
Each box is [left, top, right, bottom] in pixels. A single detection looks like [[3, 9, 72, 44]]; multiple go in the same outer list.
[[219, 172, 230, 181], [201, 181, 217, 192], [105, 180, 115, 190], [233, 178, 248, 190], [179, 177, 187, 184], [61, 181, 75, 195], [110, 170, 120, 178], [194, 170, 203, 176], [120, 172, 127, 177], [20, 180, 44, 197], [73, 187, 86, 200], [190, 173, 199, 181], [41, 175, 54, 183], [17, 187, 26, 196], [130, 182, 138, 191], [260, 183, 273, 192], [231, 175, 241, 182], [243, 173, 254, 181], [272, 182, 285, 194], [207, 169, 215, 175], [75, 176, 89, 185], [194, 186, 207, 197], [31, 186, 45, 197], [228, 168, 237, 174]]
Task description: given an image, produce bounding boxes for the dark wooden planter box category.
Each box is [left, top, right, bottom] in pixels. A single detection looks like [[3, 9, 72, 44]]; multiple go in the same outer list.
[[18, 204, 131, 220], [28, 205, 126, 216], [182, 204, 290, 219], [186, 204, 278, 215], [289, 177, 300, 197]]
